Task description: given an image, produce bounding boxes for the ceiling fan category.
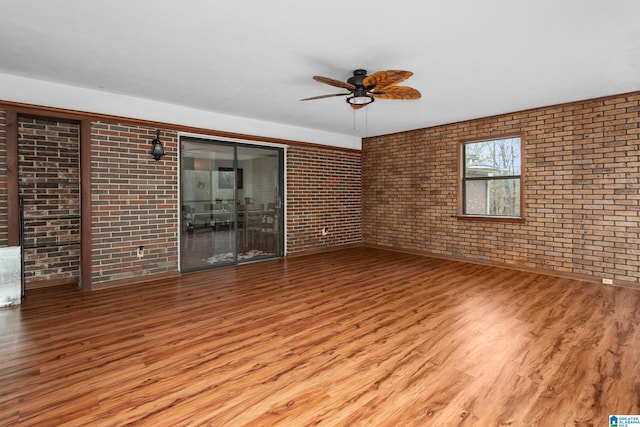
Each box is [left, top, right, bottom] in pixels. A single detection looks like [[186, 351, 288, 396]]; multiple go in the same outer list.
[[301, 69, 421, 109]]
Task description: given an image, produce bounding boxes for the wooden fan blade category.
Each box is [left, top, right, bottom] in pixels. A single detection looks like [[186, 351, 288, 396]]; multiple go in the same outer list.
[[300, 93, 350, 101], [363, 70, 413, 89], [313, 75, 356, 91], [371, 86, 421, 100]]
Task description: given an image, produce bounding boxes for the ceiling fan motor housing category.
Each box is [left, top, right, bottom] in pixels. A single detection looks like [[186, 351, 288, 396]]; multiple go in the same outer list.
[[347, 69, 369, 87]]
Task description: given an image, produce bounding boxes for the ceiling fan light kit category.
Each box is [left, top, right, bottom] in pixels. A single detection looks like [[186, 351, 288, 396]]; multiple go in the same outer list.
[[347, 95, 374, 105], [302, 68, 421, 110]]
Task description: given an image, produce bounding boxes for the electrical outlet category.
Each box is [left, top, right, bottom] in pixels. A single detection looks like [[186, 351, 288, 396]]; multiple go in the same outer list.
[[602, 278, 613, 285], [137, 245, 145, 259], [322, 227, 329, 236]]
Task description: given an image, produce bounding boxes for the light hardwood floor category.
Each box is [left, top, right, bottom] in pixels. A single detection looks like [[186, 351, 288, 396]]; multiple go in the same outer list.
[[1, 247, 639, 426]]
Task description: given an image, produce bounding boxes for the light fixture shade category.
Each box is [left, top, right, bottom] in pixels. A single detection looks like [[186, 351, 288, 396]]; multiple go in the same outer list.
[[150, 130, 165, 161], [347, 95, 374, 105]]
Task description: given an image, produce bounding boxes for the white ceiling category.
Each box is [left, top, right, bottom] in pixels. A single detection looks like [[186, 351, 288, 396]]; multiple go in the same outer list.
[[0, 0, 639, 145]]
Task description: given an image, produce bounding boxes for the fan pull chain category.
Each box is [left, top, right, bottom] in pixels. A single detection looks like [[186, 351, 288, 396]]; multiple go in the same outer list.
[[353, 108, 356, 132], [352, 106, 369, 137], [365, 106, 368, 138]]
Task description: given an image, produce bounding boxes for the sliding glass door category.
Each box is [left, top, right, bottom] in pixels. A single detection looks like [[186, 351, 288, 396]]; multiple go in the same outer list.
[[180, 137, 284, 271]]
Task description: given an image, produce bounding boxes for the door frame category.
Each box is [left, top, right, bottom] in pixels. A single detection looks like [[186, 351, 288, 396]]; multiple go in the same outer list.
[[6, 109, 92, 291], [177, 132, 287, 272]]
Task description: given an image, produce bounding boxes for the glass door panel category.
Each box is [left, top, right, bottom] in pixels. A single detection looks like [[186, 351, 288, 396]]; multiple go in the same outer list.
[[236, 145, 282, 262], [181, 140, 236, 270], [180, 138, 283, 271]]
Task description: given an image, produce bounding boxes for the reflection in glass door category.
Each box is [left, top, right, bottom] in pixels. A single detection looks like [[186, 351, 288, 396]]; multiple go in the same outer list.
[[180, 137, 283, 272]]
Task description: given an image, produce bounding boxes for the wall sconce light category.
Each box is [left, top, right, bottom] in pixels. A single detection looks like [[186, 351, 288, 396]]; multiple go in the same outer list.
[[150, 130, 165, 161]]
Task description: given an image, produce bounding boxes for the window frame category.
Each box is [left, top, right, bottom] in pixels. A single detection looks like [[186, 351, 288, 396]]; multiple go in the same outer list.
[[457, 134, 525, 223]]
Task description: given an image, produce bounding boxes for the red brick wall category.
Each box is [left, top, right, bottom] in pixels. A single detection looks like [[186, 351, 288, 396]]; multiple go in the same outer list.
[[90, 122, 179, 285], [363, 92, 640, 284], [19, 117, 80, 286], [286, 145, 362, 253]]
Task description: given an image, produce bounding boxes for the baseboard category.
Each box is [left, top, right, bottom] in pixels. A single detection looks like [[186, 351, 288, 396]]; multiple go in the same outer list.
[[285, 242, 363, 258], [91, 271, 181, 291], [26, 277, 78, 290], [361, 243, 640, 290]]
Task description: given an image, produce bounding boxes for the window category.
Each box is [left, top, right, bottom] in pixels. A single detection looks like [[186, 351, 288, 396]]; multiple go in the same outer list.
[[460, 136, 523, 220]]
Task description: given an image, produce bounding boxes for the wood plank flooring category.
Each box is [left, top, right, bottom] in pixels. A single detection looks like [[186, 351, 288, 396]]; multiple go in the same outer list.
[[0, 246, 639, 426]]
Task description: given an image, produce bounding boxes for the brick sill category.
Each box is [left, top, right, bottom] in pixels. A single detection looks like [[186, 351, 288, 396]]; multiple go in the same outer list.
[[455, 215, 526, 224]]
